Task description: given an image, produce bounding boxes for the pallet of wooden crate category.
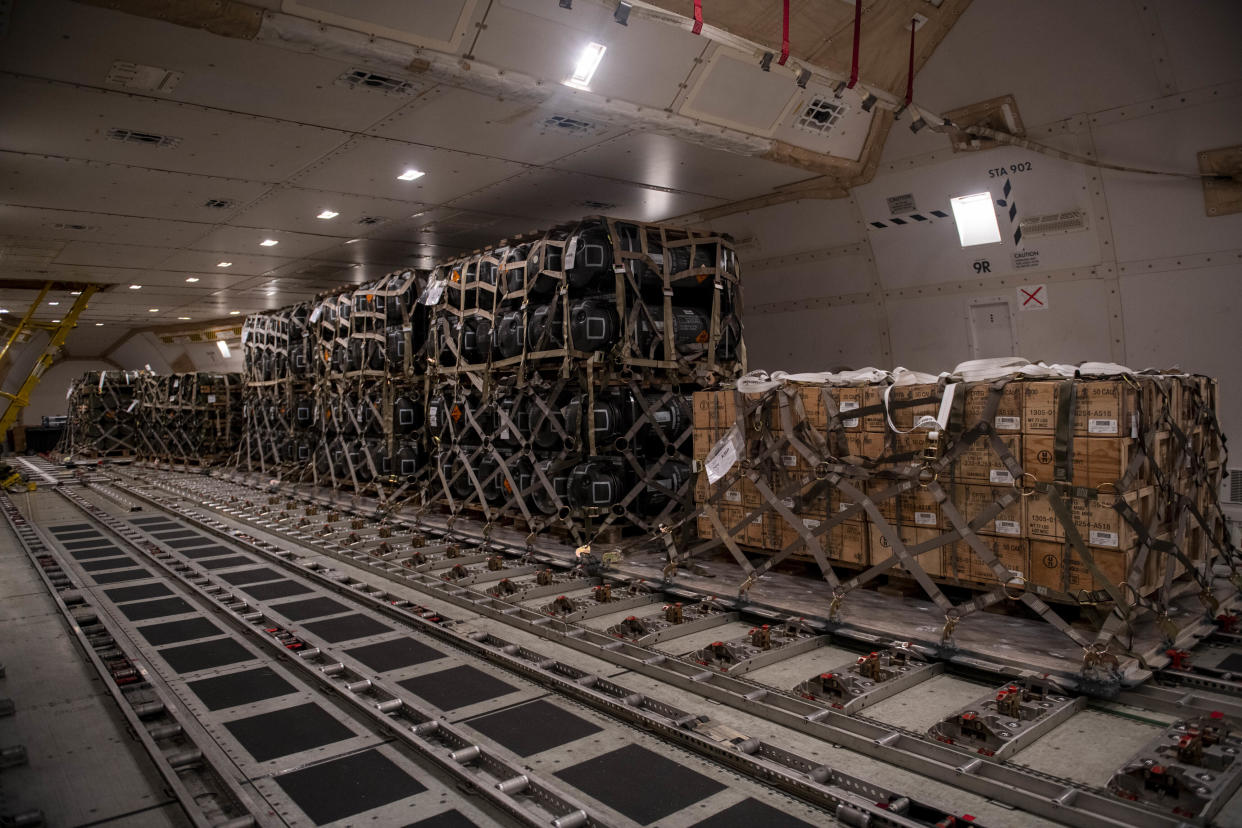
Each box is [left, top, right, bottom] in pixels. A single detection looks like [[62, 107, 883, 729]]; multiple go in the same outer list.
[[686, 364, 1231, 660]]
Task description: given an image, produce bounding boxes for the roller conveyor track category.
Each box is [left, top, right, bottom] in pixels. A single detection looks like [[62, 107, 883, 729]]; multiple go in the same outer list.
[[40, 468, 1242, 827]]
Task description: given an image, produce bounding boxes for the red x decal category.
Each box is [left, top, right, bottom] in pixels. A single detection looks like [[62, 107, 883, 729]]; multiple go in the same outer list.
[[1020, 286, 1044, 307]]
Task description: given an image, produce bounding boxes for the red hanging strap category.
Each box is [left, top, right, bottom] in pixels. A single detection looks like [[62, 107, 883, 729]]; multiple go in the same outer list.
[[847, 0, 862, 88], [777, 0, 790, 65], [905, 17, 916, 105], [692, 0, 703, 35]]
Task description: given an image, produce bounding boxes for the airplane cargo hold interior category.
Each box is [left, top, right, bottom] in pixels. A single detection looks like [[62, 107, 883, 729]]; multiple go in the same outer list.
[[1, 1, 1241, 826]]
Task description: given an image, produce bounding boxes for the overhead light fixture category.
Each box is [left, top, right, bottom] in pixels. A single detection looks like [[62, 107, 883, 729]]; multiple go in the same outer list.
[[129, 284, 142, 289], [344, 238, 362, 244], [260, 239, 278, 247], [217, 261, 232, 268], [95, 322, 104, 326], [0, 309, 8, 314], [217, 340, 231, 357], [178, 316, 191, 320], [565, 42, 606, 90], [185, 276, 200, 283], [48, 301, 59, 306], [70, 290, 82, 295], [317, 209, 339, 220], [949, 192, 1002, 247], [229, 310, 241, 315], [266, 290, 277, 296], [51, 319, 60, 323], [397, 169, 425, 181], [861, 93, 878, 112], [148, 308, 159, 312]]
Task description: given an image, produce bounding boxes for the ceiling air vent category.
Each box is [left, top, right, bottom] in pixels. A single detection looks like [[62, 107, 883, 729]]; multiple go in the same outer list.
[[356, 216, 388, 226], [542, 115, 599, 135], [204, 199, 235, 209], [53, 223, 98, 232], [1226, 468, 1242, 505], [793, 97, 847, 137], [577, 200, 618, 211], [337, 68, 418, 96], [1019, 210, 1089, 239], [106, 128, 181, 148]]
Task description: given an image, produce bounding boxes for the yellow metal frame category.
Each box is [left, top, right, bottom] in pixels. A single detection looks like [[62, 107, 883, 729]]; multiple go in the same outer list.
[[0, 284, 100, 441]]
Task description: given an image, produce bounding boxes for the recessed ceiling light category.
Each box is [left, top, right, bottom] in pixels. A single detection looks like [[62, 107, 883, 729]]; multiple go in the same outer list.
[[260, 239, 278, 247], [229, 310, 241, 315], [217, 340, 231, 357], [48, 301, 59, 306], [217, 261, 232, 268], [397, 169, 425, 181], [70, 291, 81, 295], [51, 318, 60, 323], [565, 42, 606, 90], [344, 238, 362, 244], [0, 309, 8, 314], [317, 209, 339, 220], [266, 290, 277, 296], [129, 284, 142, 289], [185, 276, 200, 283], [148, 308, 159, 312], [95, 322, 104, 326], [949, 192, 1002, 247], [178, 316, 191, 320]]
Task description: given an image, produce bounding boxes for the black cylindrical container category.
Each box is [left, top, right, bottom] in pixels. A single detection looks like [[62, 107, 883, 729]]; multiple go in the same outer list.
[[567, 458, 627, 510], [396, 442, 422, 480], [634, 460, 691, 516], [385, 326, 407, 369], [530, 460, 571, 515], [561, 392, 625, 447], [492, 308, 526, 359], [293, 396, 314, 430], [564, 220, 613, 291], [393, 395, 423, 435]]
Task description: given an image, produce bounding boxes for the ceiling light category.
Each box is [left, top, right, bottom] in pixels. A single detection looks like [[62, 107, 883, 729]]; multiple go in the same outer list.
[[148, 308, 159, 312], [317, 209, 339, 220], [0, 309, 8, 314], [185, 276, 200, 283], [70, 290, 81, 295], [51, 319, 60, 323], [229, 310, 241, 315], [260, 239, 278, 247], [266, 290, 277, 296], [217, 261, 232, 268], [344, 238, 362, 244], [217, 340, 231, 357], [129, 284, 142, 289], [397, 169, 424, 181], [949, 192, 1002, 247], [48, 301, 59, 306], [95, 322, 104, 326], [178, 316, 191, 320], [565, 42, 606, 90]]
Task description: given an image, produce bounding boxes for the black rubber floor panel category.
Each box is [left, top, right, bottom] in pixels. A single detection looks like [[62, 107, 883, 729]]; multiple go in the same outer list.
[[164, 537, 214, 549], [397, 665, 517, 711], [197, 555, 255, 570], [223, 702, 354, 763], [137, 617, 224, 646], [186, 666, 297, 711], [219, 567, 283, 586], [690, 798, 816, 828], [1219, 653, 1242, 672], [51, 523, 94, 533], [239, 580, 313, 601], [64, 539, 118, 551], [270, 596, 349, 622], [181, 546, 234, 560], [275, 748, 425, 825], [51, 530, 100, 541], [402, 811, 477, 828], [300, 614, 392, 644], [79, 556, 133, 571], [158, 638, 255, 673], [70, 546, 123, 560], [555, 744, 726, 825], [103, 582, 173, 604], [117, 596, 195, 621], [345, 638, 443, 672], [465, 699, 602, 757], [89, 568, 152, 585]]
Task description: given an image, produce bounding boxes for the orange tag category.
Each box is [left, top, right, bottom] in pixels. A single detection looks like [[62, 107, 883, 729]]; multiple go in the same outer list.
[[450, 405, 463, 423], [695, 330, 709, 343]]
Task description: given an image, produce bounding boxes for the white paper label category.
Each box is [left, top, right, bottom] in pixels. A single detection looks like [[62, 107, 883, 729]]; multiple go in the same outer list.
[[839, 502, 853, 512], [1088, 418, 1118, 435], [1090, 530, 1119, 548], [803, 519, 821, 529], [781, 454, 797, 467], [914, 511, 937, 526], [1130, 413, 1139, 439], [564, 237, 578, 270], [780, 497, 795, 509], [653, 410, 671, 423], [724, 489, 742, 503], [241, 327, 250, 345], [995, 416, 1021, 431], [173, 379, 179, 388], [419, 279, 446, 306], [704, 425, 742, 485], [989, 469, 1014, 485], [309, 305, 323, 323], [995, 519, 1021, 535], [839, 399, 860, 428], [207, 394, 216, 403], [429, 409, 438, 427], [98, 374, 106, 391]]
